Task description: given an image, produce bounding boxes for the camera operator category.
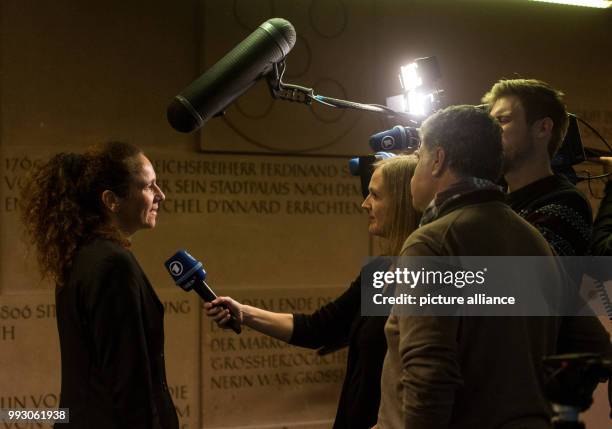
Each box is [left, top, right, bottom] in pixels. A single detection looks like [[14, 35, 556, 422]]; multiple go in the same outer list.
[[483, 79, 591, 258], [482, 79, 611, 412], [483, 78, 608, 335]]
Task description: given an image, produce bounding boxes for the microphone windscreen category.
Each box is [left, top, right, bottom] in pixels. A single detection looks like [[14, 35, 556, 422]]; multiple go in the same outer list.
[[167, 18, 296, 133], [369, 126, 405, 151], [368, 126, 420, 152], [164, 250, 206, 291]]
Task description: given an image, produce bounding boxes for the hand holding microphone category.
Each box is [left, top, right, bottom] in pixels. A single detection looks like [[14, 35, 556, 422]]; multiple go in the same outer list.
[[204, 297, 244, 329], [164, 250, 242, 334]]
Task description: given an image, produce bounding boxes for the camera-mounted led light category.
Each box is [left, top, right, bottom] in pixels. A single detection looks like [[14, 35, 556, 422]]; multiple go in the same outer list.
[[399, 63, 422, 91], [407, 91, 427, 116], [389, 56, 443, 117]]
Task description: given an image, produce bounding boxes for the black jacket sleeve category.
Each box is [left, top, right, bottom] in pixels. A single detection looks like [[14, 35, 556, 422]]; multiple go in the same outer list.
[[289, 277, 360, 350], [524, 191, 592, 257]]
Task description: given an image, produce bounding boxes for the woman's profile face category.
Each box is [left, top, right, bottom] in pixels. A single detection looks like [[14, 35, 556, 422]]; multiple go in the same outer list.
[[116, 153, 165, 236], [361, 168, 391, 238]]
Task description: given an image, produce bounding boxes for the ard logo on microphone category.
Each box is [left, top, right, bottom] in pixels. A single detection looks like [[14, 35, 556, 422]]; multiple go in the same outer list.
[[381, 135, 395, 150], [169, 261, 183, 276]]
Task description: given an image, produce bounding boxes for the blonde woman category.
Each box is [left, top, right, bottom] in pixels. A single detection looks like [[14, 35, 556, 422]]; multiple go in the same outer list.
[[205, 155, 419, 429]]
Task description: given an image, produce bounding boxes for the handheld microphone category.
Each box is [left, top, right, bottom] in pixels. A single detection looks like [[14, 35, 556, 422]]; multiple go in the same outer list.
[[167, 18, 296, 133], [368, 125, 420, 152], [164, 250, 241, 334], [348, 152, 396, 176]]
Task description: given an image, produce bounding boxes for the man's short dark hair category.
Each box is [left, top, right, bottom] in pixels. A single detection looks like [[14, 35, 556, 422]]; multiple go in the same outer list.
[[420, 105, 503, 182], [481, 79, 568, 158]]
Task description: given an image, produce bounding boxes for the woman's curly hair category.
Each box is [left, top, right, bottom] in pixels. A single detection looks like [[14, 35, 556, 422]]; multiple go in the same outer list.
[[20, 142, 142, 286]]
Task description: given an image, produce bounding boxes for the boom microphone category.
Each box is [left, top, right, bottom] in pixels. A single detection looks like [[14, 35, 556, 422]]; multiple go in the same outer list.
[[165, 250, 241, 334], [167, 18, 296, 133], [369, 125, 420, 152]]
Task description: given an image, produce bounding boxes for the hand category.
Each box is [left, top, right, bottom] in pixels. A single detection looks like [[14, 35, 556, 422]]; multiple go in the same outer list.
[[204, 296, 243, 329]]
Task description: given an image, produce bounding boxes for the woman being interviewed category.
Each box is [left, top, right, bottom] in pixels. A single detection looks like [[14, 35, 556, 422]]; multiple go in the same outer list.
[[20, 142, 179, 429], [205, 155, 419, 429]]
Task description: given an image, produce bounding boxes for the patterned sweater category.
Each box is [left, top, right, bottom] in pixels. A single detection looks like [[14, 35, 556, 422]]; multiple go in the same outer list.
[[507, 174, 611, 358], [506, 174, 592, 256]]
